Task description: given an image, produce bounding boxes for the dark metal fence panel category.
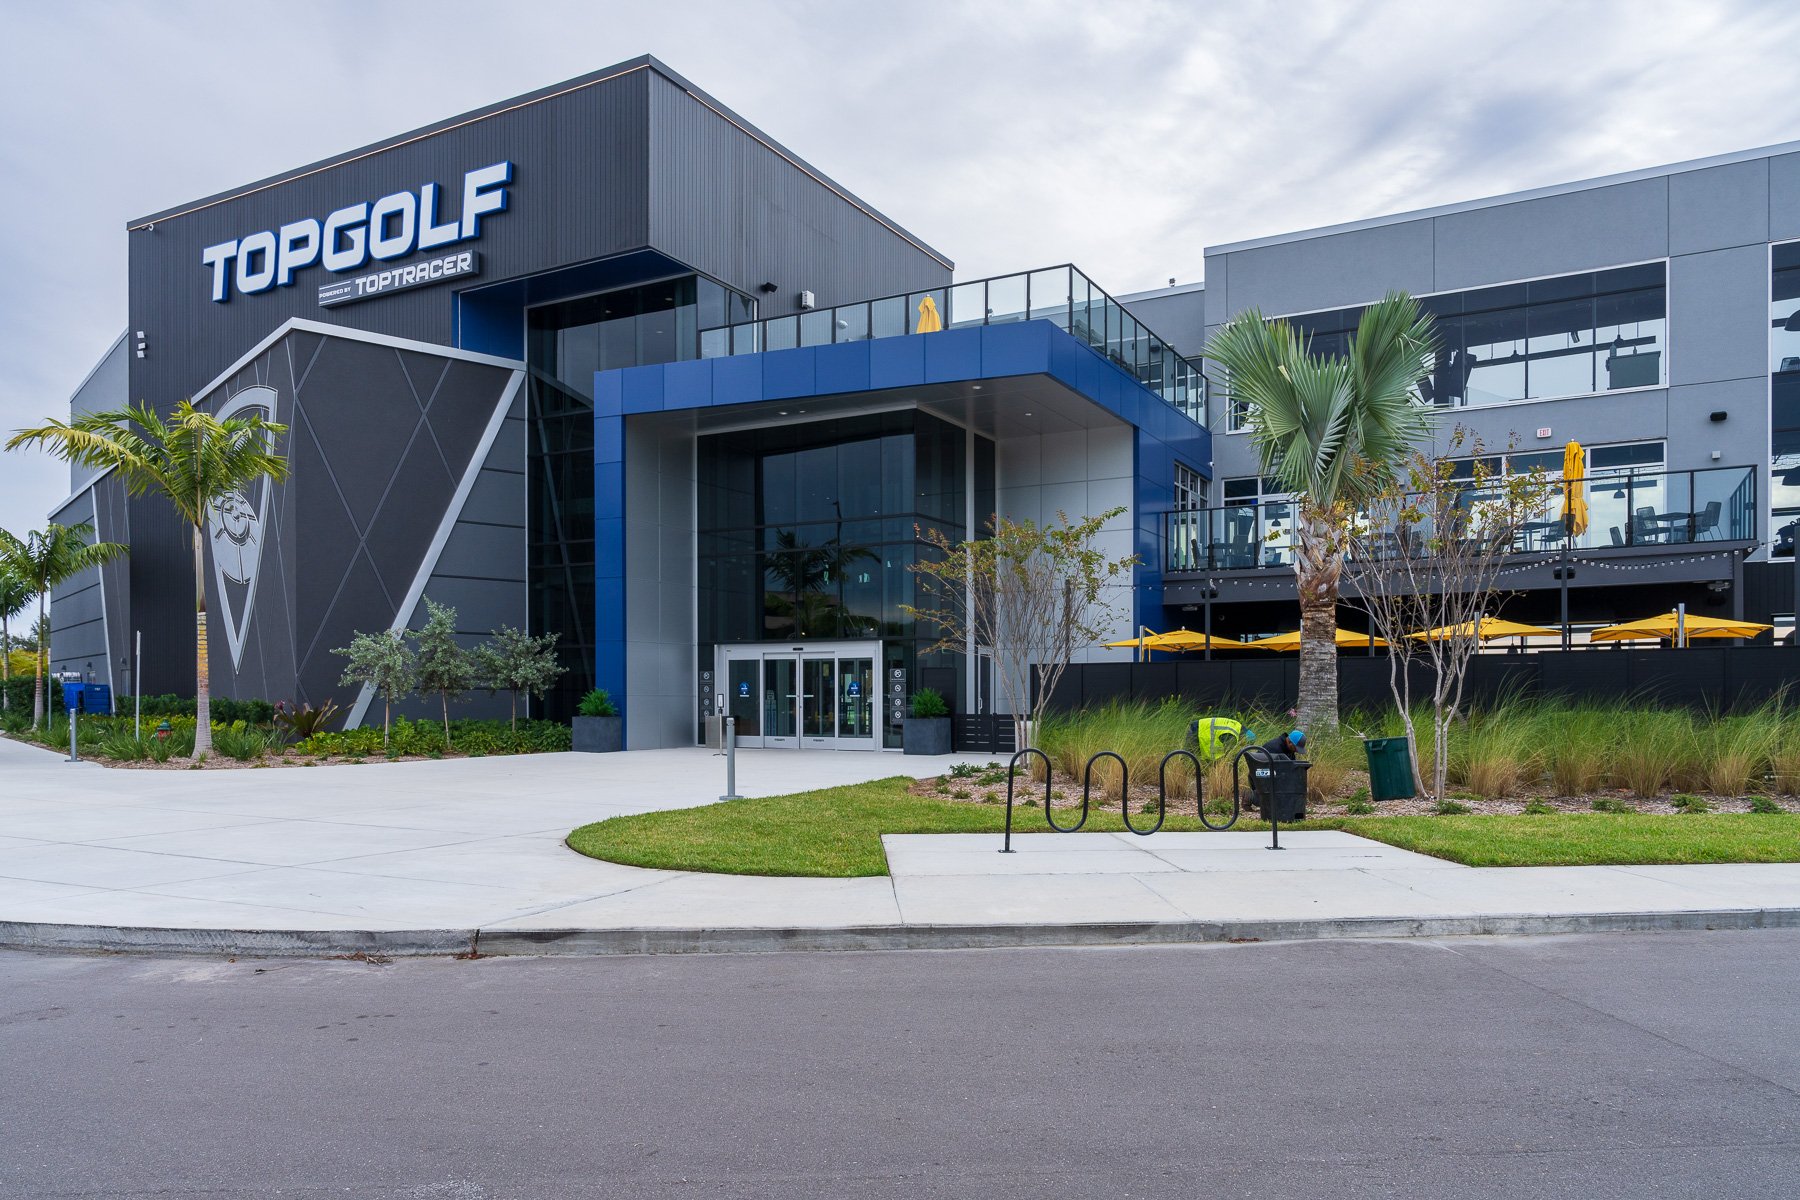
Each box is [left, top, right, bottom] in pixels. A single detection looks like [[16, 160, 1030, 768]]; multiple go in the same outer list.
[[1040, 646, 1800, 714], [955, 716, 1017, 754]]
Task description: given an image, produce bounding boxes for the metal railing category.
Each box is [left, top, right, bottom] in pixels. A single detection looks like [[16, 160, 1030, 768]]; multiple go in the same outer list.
[[1165, 464, 1759, 573], [699, 264, 1208, 424]]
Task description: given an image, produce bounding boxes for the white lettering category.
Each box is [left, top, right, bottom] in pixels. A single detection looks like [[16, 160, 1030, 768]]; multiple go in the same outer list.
[[235, 231, 278, 294], [368, 191, 417, 261], [416, 182, 461, 250], [460, 162, 511, 239], [322, 203, 369, 271], [202, 240, 238, 303], [275, 219, 321, 287]]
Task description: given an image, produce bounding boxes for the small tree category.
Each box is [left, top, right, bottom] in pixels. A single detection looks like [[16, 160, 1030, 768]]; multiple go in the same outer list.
[[0, 523, 128, 728], [412, 599, 474, 745], [1345, 431, 1556, 800], [0, 566, 30, 714], [334, 629, 417, 751], [905, 508, 1138, 751], [472, 626, 564, 730]]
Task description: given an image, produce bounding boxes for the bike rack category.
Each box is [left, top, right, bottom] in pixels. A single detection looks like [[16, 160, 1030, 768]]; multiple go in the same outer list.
[[1000, 747, 1053, 853], [1161, 748, 1240, 832], [1231, 744, 1284, 849], [1002, 744, 1247, 852]]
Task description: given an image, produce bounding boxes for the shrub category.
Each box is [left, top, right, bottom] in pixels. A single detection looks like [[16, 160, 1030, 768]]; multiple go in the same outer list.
[[1748, 795, 1783, 814], [274, 699, 340, 745], [1523, 799, 1556, 815], [1670, 794, 1713, 814], [95, 731, 149, 761], [1344, 798, 1375, 815], [1591, 797, 1635, 814], [1773, 742, 1800, 796], [909, 688, 949, 719], [577, 688, 619, 718], [1433, 799, 1471, 815], [211, 722, 270, 762]]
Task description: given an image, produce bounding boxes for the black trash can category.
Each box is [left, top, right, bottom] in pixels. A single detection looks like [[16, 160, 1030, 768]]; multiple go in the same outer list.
[[1248, 756, 1310, 823]]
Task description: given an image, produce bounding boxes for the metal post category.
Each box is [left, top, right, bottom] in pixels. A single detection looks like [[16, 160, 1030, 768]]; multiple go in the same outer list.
[[1559, 551, 1571, 651], [719, 715, 740, 801], [66, 705, 79, 763], [134, 630, 142, 741]]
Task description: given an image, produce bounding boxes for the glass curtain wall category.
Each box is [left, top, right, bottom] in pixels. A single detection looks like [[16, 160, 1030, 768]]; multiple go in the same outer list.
[[1228, 264, 1668, 430], [698, 411, 979, 749], [526, 275, 751, 719], [1772, 243, 1800, 558]]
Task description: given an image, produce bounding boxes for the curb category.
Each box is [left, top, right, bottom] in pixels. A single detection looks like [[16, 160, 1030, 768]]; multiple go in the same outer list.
[[4, 908, 1799, 959]]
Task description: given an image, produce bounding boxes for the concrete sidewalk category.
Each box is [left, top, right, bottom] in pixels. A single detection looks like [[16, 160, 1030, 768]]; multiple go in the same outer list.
[[3, 734, 1799, 956]]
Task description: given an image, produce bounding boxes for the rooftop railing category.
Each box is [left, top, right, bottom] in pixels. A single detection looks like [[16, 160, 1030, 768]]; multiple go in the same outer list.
[[1165, 464, 1759, 573], [699, 264, 1207, 425]]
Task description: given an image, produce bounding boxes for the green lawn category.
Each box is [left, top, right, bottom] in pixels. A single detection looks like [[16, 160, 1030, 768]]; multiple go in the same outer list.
[[1341, 813, 1800, 867], [567, 777, 1800, 878]]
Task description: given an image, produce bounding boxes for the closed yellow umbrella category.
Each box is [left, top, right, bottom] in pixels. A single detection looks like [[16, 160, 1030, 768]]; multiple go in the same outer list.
[[1244, 629, 1389, 651], [1562, 441, 1588, 537], [915, 294, 943, 333], [1589, 611, 1774, 642], [1408, 616, 1562, 642]]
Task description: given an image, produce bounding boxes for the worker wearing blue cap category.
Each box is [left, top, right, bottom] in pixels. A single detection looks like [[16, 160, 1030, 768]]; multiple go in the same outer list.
[[1260, 729, 1306, 759]]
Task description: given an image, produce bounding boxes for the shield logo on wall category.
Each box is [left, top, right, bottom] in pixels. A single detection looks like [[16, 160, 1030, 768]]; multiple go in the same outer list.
[[206, 385, 279, 672]]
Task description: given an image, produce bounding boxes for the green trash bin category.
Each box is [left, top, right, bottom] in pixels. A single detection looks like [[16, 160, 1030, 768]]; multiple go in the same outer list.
[[1364, 737, 1416, 801]]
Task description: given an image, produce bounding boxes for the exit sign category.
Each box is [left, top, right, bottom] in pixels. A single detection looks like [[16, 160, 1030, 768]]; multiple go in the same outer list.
[[1536, 427, 1553, 439]]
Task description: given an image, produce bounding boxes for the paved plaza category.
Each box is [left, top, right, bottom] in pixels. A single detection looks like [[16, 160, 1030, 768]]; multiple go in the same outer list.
[[3, 734, 1800, 954]]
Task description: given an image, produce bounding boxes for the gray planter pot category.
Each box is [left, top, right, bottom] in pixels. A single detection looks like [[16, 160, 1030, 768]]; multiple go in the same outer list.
[[572, 714, 622, 753], [903, 716, 952, 756]]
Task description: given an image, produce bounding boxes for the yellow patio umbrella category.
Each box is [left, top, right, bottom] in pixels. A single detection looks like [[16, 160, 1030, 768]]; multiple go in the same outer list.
[[1589, 610, 1774, 643], [1562, 440, 1589, 536], [1407, 616, 1561, 642], [1145, 628, 1248, 651], [915, 294, 943, 333], [1244, 629, 1390, 651]]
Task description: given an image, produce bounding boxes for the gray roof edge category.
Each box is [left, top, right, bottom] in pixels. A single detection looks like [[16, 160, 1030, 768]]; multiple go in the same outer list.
[[1117, 280, 1206, 303], [124, 54, 954, 269], [1208, 137, 1800, 256]]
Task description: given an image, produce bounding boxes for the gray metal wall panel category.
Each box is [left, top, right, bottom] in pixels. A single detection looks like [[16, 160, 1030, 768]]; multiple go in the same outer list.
[[1770, 152, 1800, 242], [1670, 159, 1769, 255], [646, 73, 950, 316], [67, 337, 130, 492], [622, 414, 696, 748], [1224, 220, 1435, 316], [1118, 288, 1206, 358], [1431, 178, 1669, 291], [1666, 375, 1771, 480], [1668, 244, 1770, 387]]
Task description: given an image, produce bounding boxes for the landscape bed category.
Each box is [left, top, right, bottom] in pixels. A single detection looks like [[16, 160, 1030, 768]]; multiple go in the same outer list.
[[567, 776, 1800, 878]]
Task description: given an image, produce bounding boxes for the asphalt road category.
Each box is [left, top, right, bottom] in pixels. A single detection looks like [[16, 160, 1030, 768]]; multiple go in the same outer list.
[[3, 931, 1798, 1199]]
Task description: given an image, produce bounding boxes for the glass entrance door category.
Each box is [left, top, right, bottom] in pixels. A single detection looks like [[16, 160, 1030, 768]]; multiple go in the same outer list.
[[762, 657, 797, 748], [837, 658, 875, 747], [718, 641, 884, 750]]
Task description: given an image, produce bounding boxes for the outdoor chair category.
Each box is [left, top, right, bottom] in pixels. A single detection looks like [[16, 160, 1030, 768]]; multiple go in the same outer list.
[[1694, 500, 1722, 539]]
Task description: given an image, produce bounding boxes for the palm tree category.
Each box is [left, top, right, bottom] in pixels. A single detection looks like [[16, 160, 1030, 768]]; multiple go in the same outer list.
[[8, 401, 287, 755], [0, 524, 128, 728], [1205, 293, 1439, 732], [0, 565, 33, 714]]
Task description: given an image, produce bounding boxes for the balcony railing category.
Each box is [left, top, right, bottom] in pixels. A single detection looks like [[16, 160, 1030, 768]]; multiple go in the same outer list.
[[1165, 465, 1759, 573], [698, 264, 1207, 425]]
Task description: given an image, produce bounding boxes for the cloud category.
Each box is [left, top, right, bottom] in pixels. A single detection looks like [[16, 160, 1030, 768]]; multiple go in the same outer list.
[[2, 0, 1798, 543]]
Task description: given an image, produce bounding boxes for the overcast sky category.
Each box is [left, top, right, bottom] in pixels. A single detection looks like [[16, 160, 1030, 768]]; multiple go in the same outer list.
[[3, 0, 1798, 543]]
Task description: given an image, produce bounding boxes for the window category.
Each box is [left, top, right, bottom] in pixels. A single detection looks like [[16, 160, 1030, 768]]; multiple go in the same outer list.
[[1772, 242, 1800, 557], [1283, 263, 1667, 410], [1217, 476, 1295, 568], [1174, 463, 1207, 512]]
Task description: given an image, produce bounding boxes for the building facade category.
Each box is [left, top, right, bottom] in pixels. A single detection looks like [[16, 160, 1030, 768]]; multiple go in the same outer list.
[[44, 58, 1797, 744], [46, 57, 1207, 747], [1127, 143, 1800, 645]]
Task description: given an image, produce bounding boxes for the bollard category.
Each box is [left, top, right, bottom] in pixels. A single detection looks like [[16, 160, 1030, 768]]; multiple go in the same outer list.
[[719, 715, 741, 801], [66, 706, 80, 763]]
